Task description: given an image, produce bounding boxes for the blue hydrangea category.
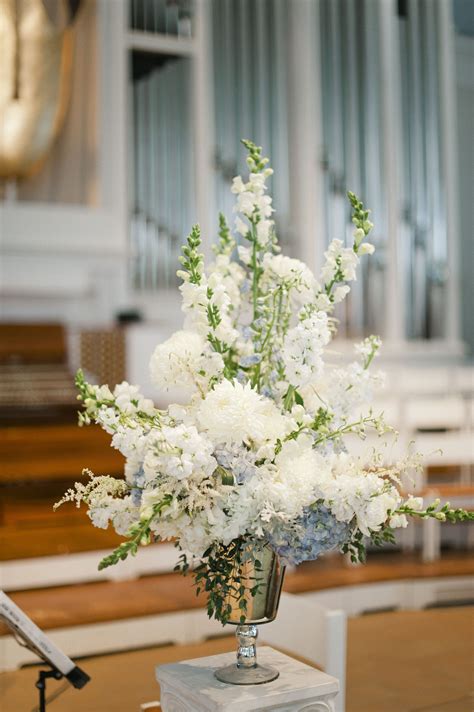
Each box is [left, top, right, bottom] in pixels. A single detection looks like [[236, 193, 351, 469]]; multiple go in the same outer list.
[[130, 466, 145, 506], [214, 444, 257, 484], [267, 504, 350, 566]]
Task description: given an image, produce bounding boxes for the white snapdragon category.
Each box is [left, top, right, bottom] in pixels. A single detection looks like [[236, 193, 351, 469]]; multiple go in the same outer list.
[[321, 239, 359, 284], [282, 311, 331, 388], [231, 168, 274, 243], [208, 254, 246, 312], [180, 272, 239, 347], [405, 495, 424, 511]]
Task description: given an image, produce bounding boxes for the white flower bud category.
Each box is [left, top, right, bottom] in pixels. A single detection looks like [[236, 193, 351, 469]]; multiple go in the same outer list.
[[406, 496, 423, 511]]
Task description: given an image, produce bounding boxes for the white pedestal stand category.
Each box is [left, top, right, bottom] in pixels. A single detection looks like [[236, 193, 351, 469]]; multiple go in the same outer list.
[[156, 646, 339, 711]]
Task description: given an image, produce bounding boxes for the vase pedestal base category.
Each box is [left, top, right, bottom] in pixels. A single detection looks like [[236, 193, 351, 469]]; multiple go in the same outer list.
[[214, 662, 279, 685], [156, 646, 339, 711]]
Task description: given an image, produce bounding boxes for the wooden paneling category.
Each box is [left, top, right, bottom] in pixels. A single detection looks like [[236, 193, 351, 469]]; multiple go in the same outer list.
[[0, 324, 66, 364], [0, 423, 125, 560], [0, 424, 123, 483]]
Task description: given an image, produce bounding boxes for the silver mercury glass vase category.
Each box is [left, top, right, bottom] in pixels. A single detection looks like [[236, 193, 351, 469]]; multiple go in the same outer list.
[[214, 541, 285, 685]]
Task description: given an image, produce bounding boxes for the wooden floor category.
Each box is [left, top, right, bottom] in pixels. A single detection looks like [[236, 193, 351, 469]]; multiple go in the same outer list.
[[0, 607, 472, 712], [1, 551, 473, 636]]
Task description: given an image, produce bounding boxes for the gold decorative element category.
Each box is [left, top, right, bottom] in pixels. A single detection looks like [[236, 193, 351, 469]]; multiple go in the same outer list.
[[0, 0, 80, 179]]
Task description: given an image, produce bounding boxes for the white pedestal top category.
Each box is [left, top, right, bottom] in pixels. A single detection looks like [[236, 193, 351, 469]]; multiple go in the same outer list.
[[156, 646, 339, 712]]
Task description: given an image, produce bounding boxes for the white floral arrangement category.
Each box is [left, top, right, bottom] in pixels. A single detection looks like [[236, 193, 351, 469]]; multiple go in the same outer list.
[[57, 140, 472, 624]]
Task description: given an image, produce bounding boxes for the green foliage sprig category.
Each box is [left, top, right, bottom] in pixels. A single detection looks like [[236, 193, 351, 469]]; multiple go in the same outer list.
[[175, 538, 265, 625], [98, 496, 172, 570], [179, 225, 203, 284]]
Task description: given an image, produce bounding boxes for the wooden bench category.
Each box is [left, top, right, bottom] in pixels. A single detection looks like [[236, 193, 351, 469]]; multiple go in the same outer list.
[[0, 424, 123, 484], [0, 424, 124, 559]]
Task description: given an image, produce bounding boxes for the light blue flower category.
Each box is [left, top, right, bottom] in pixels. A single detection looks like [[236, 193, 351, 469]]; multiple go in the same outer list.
[[239, 354, 262, 368], [267, 504, 350, 566]]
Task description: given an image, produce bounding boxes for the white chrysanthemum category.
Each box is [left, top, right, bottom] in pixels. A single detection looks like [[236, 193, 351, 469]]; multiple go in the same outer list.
[[197, 379, 289, 446]]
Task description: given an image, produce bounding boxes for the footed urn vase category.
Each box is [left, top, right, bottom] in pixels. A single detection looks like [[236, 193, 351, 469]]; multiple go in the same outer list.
[[214, 542, 285, 685]]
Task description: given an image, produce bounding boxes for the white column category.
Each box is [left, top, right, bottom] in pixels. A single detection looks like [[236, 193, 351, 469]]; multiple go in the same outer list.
[[287, 0, 326, 273], [379, 0, 405, 344], [437, 0, 461, 347], [193, 0, 215, 260]]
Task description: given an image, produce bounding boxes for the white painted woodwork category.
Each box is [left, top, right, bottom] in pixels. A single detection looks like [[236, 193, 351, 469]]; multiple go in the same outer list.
[[156, 646, 339, 712]]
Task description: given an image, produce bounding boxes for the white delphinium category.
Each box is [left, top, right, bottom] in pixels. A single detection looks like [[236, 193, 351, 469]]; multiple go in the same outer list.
[[324, 362, 385, 422], [282, 311, 331, 388], [197, 379, 289, 446], [149, 330, 224, 397]]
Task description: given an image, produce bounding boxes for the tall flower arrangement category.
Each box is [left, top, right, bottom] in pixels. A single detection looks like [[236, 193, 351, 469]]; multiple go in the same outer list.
[[57, 141, 472, 624]]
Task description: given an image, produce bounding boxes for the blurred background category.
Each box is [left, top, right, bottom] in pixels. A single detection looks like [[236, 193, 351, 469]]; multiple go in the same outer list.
[[0, 1, 473, 710]]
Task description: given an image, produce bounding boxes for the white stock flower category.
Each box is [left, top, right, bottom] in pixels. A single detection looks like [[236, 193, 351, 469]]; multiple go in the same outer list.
[[320, 458, 401, 536], [144, 424, 216, 482]]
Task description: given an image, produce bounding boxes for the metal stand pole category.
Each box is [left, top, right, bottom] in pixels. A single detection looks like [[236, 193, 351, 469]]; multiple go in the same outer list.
[[35, 668, 63, 712]]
